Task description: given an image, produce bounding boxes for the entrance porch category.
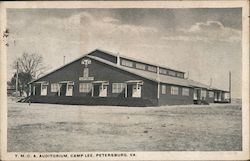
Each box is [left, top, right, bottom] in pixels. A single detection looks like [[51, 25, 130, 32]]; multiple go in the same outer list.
[[125, 80, 143, 98], [92, 81, 109, 97]]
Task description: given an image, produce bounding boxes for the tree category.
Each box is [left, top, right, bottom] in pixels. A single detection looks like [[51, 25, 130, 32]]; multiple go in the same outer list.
[[13, 52, 47, 79], [10, 53, 47, 96], [10, 72, 32, 96]]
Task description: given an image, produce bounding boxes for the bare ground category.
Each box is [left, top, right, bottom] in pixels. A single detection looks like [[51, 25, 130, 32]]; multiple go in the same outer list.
[[7, 99, 242, 152]]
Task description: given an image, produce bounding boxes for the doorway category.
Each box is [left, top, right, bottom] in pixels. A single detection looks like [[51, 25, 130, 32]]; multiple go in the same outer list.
[[193, 88, 200, 100], [34, 84, 41, 96], [127, 85, 133, 97], [92, 81, 109, 97], [60, 84, 67, 96], [125, 80, 143, 98], [93, 85, 100, 97], [132, 84, 141, 98]]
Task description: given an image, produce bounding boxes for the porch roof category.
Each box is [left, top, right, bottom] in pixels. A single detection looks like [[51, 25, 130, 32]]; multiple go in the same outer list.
[[125, 80, 143, 84], [92, 81, 109, 84], [34, 81, 48, 84], [59, 81, 74, 84]]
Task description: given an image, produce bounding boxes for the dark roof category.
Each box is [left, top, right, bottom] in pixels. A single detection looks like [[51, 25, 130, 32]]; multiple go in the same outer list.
[[88, 55, 189, 86], [94, 49, 185, 73], [29, 49, 228, 92], [88, 55, 228, 90]]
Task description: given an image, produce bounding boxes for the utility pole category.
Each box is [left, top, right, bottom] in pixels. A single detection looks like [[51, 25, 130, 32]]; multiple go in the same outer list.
[[229, 71, 231, 103], [157, 66, 160, 100], [209, 78, 213, 88], [186, 71, 189, 79], [16, 61, 19, 97]]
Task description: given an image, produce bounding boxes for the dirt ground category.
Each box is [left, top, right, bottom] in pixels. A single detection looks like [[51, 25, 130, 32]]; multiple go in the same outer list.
[[7, 98, 242, 152]]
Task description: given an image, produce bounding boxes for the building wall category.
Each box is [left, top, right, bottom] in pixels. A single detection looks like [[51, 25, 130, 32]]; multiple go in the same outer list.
[[30, 50, 229, 106], [159, 83, 194, 105], [206, 90, 215, 103], [89, 50, 185, 79], [31, 56, 158, 101]]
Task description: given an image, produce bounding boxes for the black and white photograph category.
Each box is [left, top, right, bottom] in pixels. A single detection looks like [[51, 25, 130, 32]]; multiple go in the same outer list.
[[0, 1, 249, 161]]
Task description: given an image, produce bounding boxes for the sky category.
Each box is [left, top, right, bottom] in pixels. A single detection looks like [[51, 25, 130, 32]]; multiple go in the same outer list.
[[6, 8, 242, 98]]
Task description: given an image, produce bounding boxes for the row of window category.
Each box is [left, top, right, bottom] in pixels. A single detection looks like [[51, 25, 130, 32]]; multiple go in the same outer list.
[[209, 91, 214, 98], [159, 68, 184, 78], [161, 85, 190, 96], [161, 86, 214, 98], [51, 83, 126, 93], [121, 59, 184, 78], [51, 82, 215, 97], [201, 90, 214, 98], [121, 59, 157, 72], [201, 90, 207, 98]]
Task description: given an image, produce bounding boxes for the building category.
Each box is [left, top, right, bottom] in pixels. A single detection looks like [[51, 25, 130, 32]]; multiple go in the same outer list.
[[28, 49, 230, 106]]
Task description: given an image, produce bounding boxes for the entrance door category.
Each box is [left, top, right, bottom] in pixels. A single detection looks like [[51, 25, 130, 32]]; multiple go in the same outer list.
[[214, 92, 218, 101], [99, 85, 107, 97], [41, 84, 48, 96], [132, 84, 141, 98], [127, 85, 133, 97], [66, 84, 73, 96], [193, 89, 199, 100], [218, 92, 222, 101], [93, 85, 100, 97], [35, 84, 41, 96], [60, 84, 67, 96]]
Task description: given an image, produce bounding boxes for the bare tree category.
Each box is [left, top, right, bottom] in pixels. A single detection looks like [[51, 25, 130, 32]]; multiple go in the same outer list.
[[13, 52, 47, 79], [10, 72, 32, 96]]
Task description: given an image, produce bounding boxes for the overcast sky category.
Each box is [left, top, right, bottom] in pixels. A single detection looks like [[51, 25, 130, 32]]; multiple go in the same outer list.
[[7, 8, 242, 98]]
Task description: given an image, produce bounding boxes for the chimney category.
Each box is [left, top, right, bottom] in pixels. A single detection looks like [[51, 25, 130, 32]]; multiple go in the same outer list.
[[229, 71, 231, 103], [157, 66, 160, 82], [63, 56, 66, 65], [117, 52, 120, 65]]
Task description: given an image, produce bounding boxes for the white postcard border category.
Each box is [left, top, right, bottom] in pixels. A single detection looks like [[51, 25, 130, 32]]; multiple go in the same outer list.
[[0, 1, 249, 161]]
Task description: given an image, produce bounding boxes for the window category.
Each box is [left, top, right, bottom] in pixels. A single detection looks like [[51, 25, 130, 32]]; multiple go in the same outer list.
[[182, 88, 189, 96], [66, 84, 73, 96], [161, 85, 166, 94], [41, 84, 48, 96], [79, 83, 92, 93], [51, 83, 59, 92], [135, 63, 146, 70], [148, 66, 157, 72], [121, 59, 133, 67], [168, 70, 176, 76], [83, 68, 89, 78], [201, 89, 207, 98], [112, 83, 125, 93], [209, 91, 214, 98], [176, 72, 184, 78], [171, 86, 179, 95], [159, 68, 167, 74], [224, 93, 229, 99]]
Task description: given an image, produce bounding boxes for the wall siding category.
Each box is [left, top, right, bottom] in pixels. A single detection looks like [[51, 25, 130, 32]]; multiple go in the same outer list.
[[29, 50, 229, 106], [159, 83, 194, 105], [31, 56, 158, 101]]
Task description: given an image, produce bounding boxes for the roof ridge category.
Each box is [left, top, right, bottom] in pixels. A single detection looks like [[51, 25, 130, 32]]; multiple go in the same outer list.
[[86, 55, 158, 83], [95, 49, 185, 73], [87, 55, 192, 87]]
